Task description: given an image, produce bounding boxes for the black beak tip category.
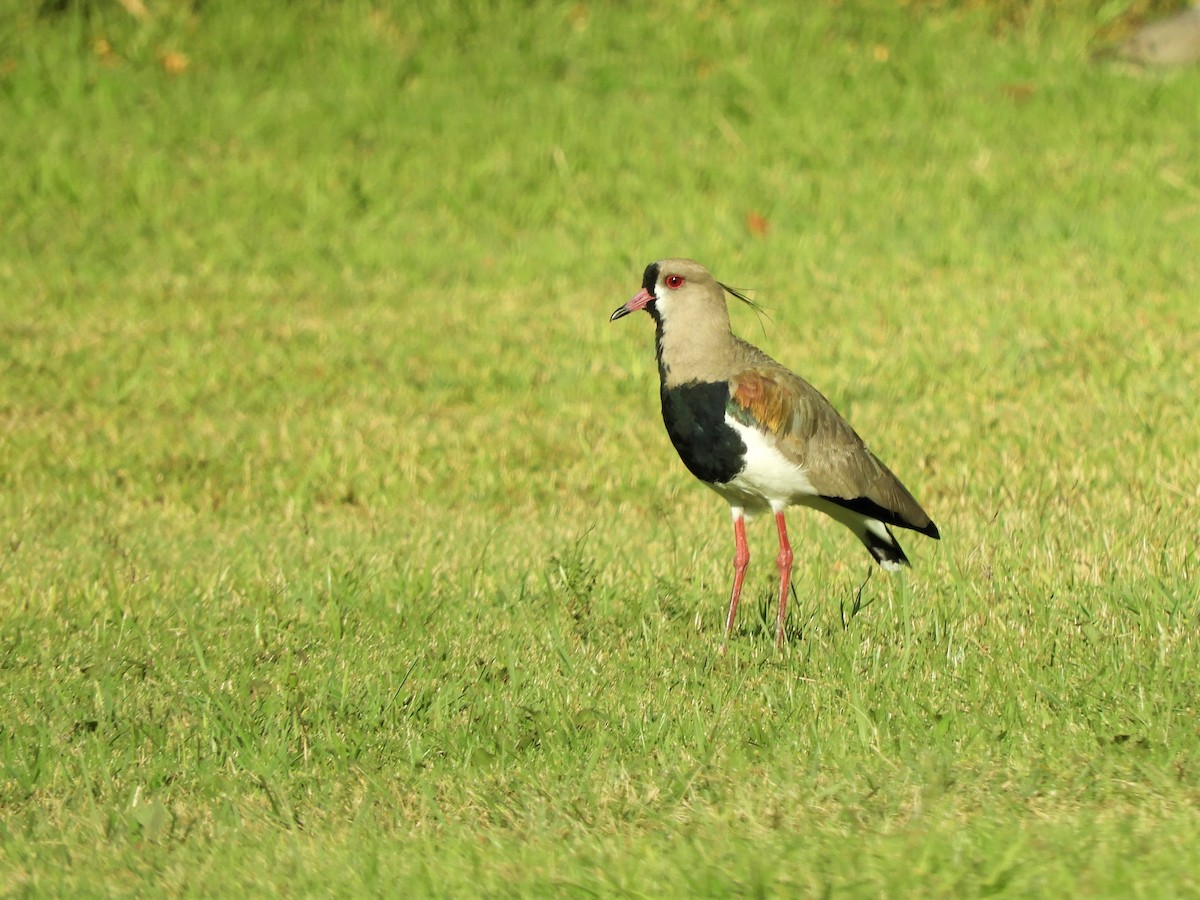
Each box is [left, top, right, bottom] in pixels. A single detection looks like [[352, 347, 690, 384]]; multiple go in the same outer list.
[[609, 306, 630, 322]]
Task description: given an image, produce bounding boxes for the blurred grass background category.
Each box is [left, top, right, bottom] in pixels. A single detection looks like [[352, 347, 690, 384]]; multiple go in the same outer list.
[[2, 0, 1199, 894]]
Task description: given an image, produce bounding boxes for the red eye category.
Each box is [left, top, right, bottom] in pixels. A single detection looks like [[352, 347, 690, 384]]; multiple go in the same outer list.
[[665, 274, 685, 289]]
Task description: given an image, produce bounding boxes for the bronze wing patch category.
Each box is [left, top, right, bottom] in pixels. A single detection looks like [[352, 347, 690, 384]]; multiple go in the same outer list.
[[728, 369, 794, 435]]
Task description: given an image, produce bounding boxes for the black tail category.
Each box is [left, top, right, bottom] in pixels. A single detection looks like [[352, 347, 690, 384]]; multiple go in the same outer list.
[[862, 523, 910, 571]]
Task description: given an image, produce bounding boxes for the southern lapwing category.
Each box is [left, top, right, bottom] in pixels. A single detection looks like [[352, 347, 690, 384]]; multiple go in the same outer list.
[[610, 258, 939, 650]]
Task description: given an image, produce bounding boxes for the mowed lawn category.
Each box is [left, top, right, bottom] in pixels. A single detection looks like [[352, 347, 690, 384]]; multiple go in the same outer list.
[[2, 0, 1199, 894]]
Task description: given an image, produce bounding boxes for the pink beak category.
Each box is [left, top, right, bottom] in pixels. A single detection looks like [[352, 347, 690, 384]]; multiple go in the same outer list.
[[609, 288, 654, 322]]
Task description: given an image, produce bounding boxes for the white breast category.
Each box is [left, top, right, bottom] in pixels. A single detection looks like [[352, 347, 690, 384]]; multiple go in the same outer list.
[[709, 415, 818, 514]]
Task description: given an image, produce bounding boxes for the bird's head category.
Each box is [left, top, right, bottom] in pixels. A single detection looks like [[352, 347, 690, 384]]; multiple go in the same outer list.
[[610, 258, 756, 326]]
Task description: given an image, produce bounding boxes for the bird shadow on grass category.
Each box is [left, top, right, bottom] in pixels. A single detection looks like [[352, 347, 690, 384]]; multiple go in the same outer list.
[[839, 567, 877, 631], [735, 565, 877, 647], [737, 584, 818, 647]]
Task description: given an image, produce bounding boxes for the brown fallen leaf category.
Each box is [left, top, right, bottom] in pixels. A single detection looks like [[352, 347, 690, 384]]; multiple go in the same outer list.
[[1001, 83, 1036, 102], [746, 211, 770, 238]]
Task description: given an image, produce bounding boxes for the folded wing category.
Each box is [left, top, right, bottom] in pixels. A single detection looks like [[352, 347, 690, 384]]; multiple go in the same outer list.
[[728, 362, 939, 539]]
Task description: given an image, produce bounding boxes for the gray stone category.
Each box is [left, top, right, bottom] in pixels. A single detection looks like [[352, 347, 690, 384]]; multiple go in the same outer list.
[[1115, 5, 1200, 66]]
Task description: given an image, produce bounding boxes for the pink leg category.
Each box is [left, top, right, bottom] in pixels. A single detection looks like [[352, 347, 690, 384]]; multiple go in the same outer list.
[[774, 510, 794, 650], [722, 513, 750, 648]]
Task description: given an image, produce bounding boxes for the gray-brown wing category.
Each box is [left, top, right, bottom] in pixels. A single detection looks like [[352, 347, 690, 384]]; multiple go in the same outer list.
[[727, 361, 938, 537]]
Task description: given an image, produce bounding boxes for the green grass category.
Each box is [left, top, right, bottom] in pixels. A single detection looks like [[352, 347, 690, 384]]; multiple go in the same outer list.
[[2, 0, 1199, 894]]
